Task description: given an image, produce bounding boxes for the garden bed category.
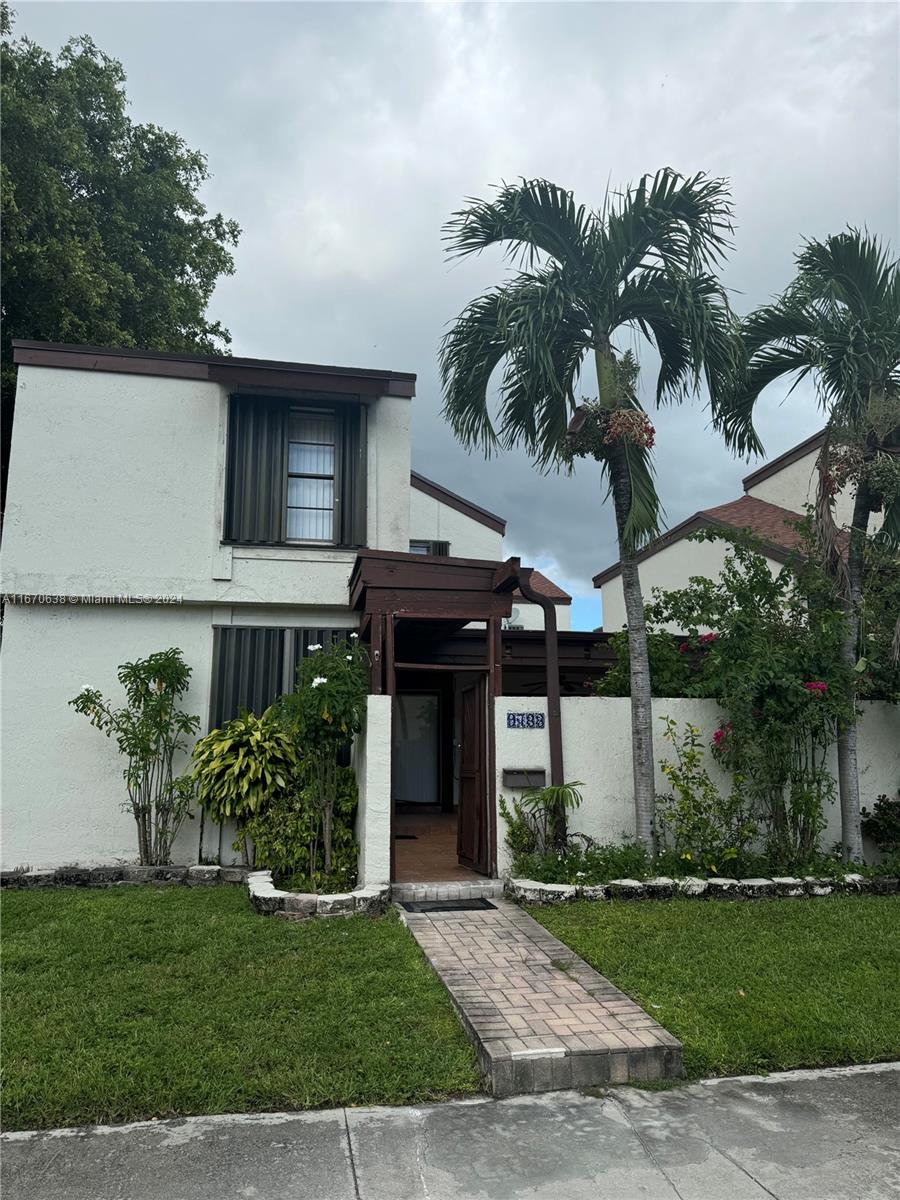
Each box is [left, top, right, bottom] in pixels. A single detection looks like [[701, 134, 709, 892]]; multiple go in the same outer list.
[[1, 886, 480, 1131], [531, 894, 900, 1079]]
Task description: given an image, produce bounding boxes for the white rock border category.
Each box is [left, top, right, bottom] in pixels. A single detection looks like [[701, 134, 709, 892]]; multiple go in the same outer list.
[[505, 872, 899, 905], [246, 869, 390, 919], [0, 865, 250, 888]]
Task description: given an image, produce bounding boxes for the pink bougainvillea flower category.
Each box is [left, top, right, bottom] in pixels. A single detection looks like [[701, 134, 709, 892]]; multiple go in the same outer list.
[[802, 681, 828, 694], [699, 632, 718, 644], [678, 643, 690, 655]]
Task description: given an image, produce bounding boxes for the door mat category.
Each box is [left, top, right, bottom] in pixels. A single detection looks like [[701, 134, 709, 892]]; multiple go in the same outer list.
[[400, 898, 496, 913]]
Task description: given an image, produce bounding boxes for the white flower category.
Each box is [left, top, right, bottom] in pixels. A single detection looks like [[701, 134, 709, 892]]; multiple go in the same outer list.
[[308, 643, 323, 652], [311, 676, 327, 688], [350, 632, 359, 640], [346, 655, 353, 662]]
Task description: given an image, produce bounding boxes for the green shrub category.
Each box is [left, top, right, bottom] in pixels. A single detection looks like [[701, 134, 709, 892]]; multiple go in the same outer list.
[[498, 781, 584, 859], [191, 710, 300, 863], [244, 763, 359, 892], [861, 789, 900, 854], [656, 717, 758, 875]]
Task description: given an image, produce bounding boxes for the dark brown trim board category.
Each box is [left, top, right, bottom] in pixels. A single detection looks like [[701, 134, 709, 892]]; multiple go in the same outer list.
[[410, 471, 507, 536], [12, 340, 416, 399]]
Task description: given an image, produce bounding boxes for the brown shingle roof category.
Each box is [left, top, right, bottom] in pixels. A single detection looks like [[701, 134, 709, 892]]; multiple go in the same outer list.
[[514, 570, 572, 604], [702, 495, 805, 550], [593, 495, 808, 587]]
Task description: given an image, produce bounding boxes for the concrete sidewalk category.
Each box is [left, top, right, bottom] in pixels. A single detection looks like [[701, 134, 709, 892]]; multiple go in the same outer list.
[[3, 1063, 898, 1200]]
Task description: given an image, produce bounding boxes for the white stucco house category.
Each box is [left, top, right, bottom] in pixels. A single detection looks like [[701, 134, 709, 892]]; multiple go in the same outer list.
[[1, 340, 583, 882], [596, 429, 853, 628]]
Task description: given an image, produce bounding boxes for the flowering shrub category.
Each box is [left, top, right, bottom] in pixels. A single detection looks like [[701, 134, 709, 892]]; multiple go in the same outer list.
[[70, 648, 200, 865], [643, 531, 851, 868], [270, 636, 368, 881], [656, 718, 757, 875]]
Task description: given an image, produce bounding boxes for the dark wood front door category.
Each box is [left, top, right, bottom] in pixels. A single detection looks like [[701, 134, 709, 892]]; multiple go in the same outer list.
[[457, 675, 490, 875]]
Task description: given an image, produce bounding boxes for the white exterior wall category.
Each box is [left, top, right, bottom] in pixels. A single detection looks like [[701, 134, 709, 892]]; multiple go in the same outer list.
[[1, 365, 410, 605], [409, 486, 502, 559], [509, 601, 571, 632], [600, 538, 783, 631], [0, 602, 216, 870], [355, 695, 392, 885], [494, 695, 899, 874], [746, 445, 875, 533]]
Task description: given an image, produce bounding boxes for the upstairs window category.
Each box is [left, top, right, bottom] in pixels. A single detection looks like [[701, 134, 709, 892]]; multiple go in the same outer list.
[[223, 395, 366, 547], [287, 412, 336, 542], [409, 539, 450, 556]]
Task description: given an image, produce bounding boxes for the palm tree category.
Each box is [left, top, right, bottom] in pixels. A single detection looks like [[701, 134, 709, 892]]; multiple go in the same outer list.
[[729, 230, 900, 861], [440, 171, 752, 850]]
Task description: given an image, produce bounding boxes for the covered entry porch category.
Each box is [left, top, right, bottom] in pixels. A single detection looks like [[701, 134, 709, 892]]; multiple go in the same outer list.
[[350, 550, 564, 884]]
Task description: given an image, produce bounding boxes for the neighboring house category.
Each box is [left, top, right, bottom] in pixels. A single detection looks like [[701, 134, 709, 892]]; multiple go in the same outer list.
[[595, 429, 856, 629], [0, 340, 591, 881]]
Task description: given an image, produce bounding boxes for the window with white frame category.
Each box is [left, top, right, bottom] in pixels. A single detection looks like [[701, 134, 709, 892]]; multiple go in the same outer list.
[[287, 411, 336, 542]]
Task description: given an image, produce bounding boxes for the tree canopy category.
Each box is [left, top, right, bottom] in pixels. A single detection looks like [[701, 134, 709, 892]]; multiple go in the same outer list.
[[1, 14, 240, 499]]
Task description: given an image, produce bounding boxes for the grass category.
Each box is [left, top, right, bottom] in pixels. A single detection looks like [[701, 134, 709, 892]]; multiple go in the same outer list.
[[531, 896, 900, 1080], [1, 887, 480, 1131]]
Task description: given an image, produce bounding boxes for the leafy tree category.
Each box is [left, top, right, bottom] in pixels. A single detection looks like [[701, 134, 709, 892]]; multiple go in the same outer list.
[[440, 172, 753, 849], [70, 648, 201, 865], [728, 230, 900, 859], [1, 15, 240, 504]]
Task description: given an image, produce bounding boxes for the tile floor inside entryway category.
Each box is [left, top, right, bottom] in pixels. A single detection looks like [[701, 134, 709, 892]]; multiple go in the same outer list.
[[399, 898, 683, 1096], [393, 809, 485, 884]]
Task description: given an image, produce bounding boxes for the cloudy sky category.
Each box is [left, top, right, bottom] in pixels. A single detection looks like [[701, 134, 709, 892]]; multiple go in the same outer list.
[[16, 1, 900, 628]]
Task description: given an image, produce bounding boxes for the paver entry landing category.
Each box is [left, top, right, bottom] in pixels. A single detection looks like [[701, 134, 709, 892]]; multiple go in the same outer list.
[[400, 898, 683, 1096]]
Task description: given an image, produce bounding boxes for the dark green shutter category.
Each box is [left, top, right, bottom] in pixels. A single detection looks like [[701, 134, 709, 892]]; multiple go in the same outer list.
[[432, 540, 450, 556], [337, 404, 367, 547], [223, 395, 288, 543], [209, 627, 285, 728]]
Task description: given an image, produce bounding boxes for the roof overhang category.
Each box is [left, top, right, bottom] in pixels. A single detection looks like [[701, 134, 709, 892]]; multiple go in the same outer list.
[[410, 471, 506, 535], [11, 340, 416, 399], [592, 512, 795, 588]]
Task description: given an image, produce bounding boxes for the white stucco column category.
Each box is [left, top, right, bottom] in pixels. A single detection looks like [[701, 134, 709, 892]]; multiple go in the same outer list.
[[356, 695, 392, 885]]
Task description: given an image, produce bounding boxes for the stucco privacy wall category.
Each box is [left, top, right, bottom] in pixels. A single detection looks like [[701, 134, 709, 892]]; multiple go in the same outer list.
[[409, 486, 503, 560], [2, 365, 410, 605], [600, 536, 783, 631], [494, 696, 900, 874], [355, 695, 392, 885], [0, 602, 215, 870]]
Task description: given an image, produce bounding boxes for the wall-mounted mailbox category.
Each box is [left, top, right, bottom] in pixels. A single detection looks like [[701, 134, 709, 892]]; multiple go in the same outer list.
[[502, 768, 547, 790]]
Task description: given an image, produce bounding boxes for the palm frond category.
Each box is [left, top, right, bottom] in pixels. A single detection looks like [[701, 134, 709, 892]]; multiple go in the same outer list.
[[795, 229, 896, 317], [617, 436, 663, 552], [443, 178, 592, 270], [439, 289, 508, 454], [874, 491, 900, 551], [600, 168, 734, 284]]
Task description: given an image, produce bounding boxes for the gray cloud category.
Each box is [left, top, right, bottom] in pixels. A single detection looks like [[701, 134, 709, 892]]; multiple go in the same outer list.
[[17, 1, 900, 625]]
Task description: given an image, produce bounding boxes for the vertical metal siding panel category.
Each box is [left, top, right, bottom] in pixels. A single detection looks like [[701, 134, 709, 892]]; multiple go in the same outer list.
[[222, 396, 287, 543]]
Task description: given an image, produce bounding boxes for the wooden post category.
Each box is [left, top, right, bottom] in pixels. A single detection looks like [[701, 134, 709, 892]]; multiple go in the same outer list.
[[385, 613, 396, 696]]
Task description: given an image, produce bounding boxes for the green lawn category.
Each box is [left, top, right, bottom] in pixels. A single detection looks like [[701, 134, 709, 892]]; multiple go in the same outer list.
[[1, 887, 480, 1131], [532, 896, 900, 1080]]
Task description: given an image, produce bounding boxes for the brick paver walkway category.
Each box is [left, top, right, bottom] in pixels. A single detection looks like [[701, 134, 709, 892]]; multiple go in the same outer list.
[[400, 898, 682, 1096]]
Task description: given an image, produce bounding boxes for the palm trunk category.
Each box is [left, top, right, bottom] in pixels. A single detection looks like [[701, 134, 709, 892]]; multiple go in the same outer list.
[[595, 338, 656, 852], [837, 480, 870, 862], [609, 448, 656, 852]]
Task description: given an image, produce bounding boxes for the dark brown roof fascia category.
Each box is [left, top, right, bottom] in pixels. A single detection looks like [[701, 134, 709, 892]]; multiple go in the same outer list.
[[11, 340, 416, 399], [592, 512, 795, 588], [741, 429, 825, 491], [410, 470, 507, 535]]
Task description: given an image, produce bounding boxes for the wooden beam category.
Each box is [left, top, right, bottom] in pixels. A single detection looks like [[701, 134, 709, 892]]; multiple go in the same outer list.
[[385, 614, 396, 696], [370, 615, 384, 695]]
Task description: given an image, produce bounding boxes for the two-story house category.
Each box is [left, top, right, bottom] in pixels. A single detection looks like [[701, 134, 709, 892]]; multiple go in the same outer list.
[[1, 341, 595, 884]]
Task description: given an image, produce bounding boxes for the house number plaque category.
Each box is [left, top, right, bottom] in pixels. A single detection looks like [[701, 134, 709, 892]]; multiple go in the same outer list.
[[506, 712, 545, 729]]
